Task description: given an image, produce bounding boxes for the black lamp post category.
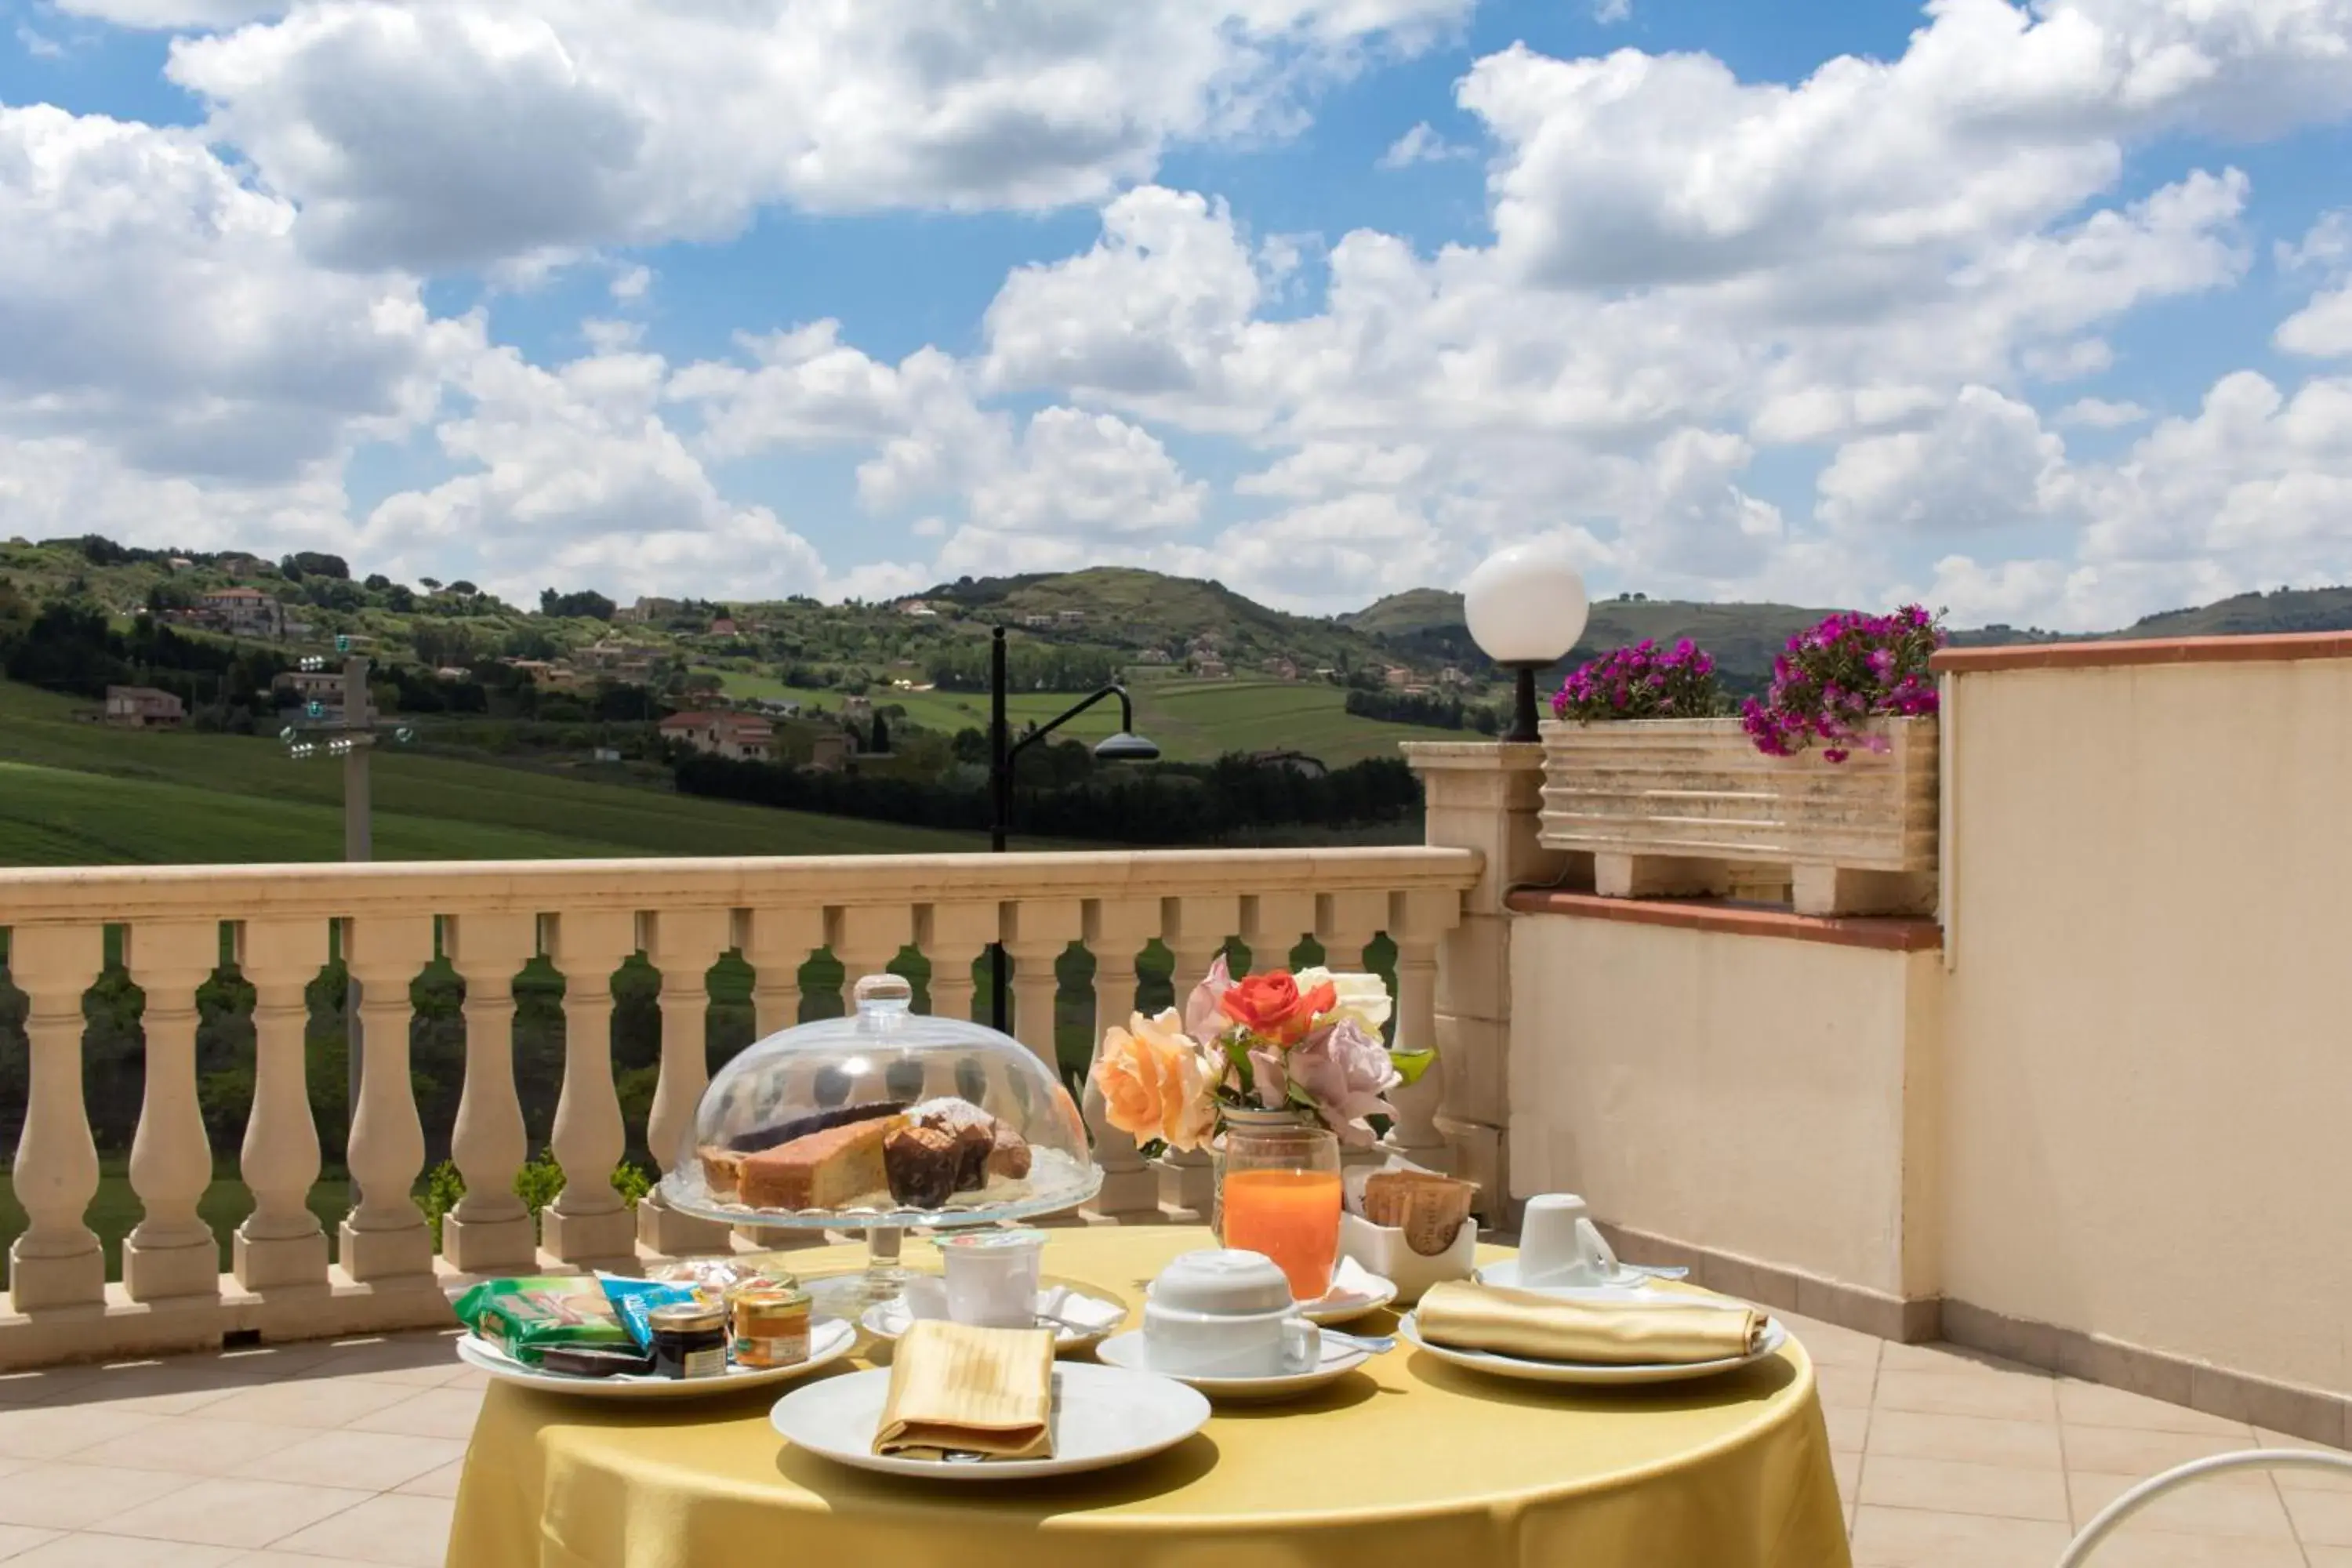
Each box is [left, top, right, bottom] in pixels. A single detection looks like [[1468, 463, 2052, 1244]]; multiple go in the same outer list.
[[987, 623, 1159, 1033]]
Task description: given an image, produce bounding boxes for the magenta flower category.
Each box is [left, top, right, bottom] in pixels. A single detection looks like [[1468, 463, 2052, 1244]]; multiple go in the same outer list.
[[1743, 605, 1944, 763]]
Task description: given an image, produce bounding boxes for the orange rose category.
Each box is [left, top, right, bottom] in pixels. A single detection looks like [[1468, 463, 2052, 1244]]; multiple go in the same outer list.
[[1094, 1009, 1218, 1152], [1218, 970, 1338, 1047]]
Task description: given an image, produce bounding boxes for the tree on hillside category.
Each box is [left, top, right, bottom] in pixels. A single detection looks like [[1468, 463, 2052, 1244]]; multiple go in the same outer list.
[[541, 588, 617, 621], [281, 551, 350, 580]]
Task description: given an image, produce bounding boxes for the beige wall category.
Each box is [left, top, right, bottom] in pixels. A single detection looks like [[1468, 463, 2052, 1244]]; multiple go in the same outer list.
[[1512, 916, 1941, 1301], [1505, 651, 2352, 1398], [1940, 655, 2352, 1395]]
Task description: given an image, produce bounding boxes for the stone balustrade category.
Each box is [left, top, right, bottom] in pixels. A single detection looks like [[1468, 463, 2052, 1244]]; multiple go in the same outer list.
[[0, 846, 1479, 1368]]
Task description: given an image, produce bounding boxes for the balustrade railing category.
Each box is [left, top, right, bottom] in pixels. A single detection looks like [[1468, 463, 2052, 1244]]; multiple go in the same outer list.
[[0, 847, 1479, 1365]]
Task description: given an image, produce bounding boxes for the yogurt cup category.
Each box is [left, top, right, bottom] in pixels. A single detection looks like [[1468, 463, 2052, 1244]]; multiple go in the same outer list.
[[938, 1229, 1047, 1329]]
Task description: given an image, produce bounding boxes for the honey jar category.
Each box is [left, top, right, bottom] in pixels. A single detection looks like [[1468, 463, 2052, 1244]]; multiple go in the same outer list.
[[731, 1284, 812, 1369], [647, 1302, 728, 1380]]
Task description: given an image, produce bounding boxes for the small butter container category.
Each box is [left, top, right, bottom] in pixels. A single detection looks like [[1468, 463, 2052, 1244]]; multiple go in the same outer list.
[[938, 1229, 1047, 1329]]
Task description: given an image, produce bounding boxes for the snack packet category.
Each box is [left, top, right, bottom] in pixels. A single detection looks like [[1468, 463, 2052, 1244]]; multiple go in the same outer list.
[[598, 1274, 702, 1352], [454, 1277, 632, 1366], [649, 1253, 801, 1305]]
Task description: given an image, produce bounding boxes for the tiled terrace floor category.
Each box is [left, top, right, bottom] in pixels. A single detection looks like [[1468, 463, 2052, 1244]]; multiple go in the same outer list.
[[0, 1311, 2343, 1567]]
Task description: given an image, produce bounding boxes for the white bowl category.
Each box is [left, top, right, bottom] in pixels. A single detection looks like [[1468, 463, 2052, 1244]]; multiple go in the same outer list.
[[1146, 1249, 1292, 1315]]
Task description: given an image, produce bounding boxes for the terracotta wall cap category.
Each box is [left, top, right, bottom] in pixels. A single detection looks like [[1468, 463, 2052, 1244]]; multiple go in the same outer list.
[[1505, 887, 1943, 952], [1933, 631, 2352, 675]]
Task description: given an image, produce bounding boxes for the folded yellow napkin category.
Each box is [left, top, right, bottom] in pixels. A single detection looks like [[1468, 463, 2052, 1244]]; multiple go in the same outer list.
[[873, 1320, 1056, 1461], [1417, 1280, 1763, 1366]]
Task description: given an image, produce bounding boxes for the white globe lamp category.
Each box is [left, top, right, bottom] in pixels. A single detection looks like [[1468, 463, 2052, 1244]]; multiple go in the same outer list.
[[1463, 540, 1589, 742]]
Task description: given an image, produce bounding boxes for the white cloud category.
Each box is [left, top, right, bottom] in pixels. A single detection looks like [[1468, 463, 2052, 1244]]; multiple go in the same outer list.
[[2277, 286, 2352, 358], [608, 263, 652, 303], [1592, 0, 1632, 22], [144, 0, 1472, 271], [1817, 387, 2071, 537], [2056, 396, 2151, 427], [0, 103, 468, 483], [1377, 122, 1472, 168]]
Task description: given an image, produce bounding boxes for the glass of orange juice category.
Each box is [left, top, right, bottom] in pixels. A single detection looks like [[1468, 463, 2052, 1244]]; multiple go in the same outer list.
[[1214, 1111, 1343, 1303]]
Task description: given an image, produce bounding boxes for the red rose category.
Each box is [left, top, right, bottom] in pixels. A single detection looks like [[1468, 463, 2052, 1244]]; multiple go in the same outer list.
[[1218, 971, 1338, 1047]]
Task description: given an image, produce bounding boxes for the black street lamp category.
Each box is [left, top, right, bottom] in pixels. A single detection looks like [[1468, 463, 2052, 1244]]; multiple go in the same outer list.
[[987, 624, 1159, 1033]]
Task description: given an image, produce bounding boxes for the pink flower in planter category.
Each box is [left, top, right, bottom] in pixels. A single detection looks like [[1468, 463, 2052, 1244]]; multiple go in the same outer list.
[[1744, 606, 1944, 763]]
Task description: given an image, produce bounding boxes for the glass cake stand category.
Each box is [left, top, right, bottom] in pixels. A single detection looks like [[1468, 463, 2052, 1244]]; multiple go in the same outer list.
[[660, 973, 1102, 1317]]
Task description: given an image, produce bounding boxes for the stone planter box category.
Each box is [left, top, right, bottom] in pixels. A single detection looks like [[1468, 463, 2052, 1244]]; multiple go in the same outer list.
[[1537, 716, 1938, 916]]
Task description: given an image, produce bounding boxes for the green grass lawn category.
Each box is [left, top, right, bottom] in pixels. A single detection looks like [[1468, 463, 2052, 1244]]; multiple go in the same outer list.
[[0, 680, 986, 864]]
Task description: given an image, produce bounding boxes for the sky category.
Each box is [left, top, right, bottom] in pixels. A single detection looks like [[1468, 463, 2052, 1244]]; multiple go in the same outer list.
[[4, 1, 2352, 630]]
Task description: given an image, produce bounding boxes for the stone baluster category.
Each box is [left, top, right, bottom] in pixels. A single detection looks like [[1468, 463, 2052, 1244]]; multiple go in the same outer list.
[[1081, 898, 1161, 1220], [916, 902, 995, 1097], [123, 920, 226, 1302], [6, 925, 107, 1312], [1312, 891, 1387, 1170], [1245, 891, 1316, 978], [541, 909, 639, 1267], [1159, 894, 1241, 1221], [234, 919, 332, 1290], [339, 914, 437, 1282], [1382, 889, 1460, 1173], [441, 912, 538, 1274], [1002, 898, 1083, 1081], [639, 909, 734, 1256], [746, 906, 822, 1036], [1314, 891, 1384, 978], [832, 904, 916, 1100]]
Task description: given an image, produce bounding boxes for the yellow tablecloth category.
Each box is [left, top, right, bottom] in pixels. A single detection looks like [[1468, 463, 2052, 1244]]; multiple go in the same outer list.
[[448, 1226, 1850, 1568]]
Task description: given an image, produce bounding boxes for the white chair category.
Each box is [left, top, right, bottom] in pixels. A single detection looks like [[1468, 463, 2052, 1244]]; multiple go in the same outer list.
[[2056, 1448, 2352, 1566]]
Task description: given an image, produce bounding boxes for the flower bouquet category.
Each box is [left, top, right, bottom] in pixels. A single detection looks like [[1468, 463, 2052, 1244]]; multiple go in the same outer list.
[[1094, 957, 1435, 1155]]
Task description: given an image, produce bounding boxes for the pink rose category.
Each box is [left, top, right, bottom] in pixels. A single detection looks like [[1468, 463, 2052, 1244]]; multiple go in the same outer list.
[[1183, 953, 1235, 1042], [1285, 1019, 1401, 1146], [1247, 1043, 1288, 1109]]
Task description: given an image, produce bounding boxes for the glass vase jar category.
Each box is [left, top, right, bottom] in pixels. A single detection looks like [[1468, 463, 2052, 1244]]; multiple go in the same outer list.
[[1212, 1109, 1343, 1303]]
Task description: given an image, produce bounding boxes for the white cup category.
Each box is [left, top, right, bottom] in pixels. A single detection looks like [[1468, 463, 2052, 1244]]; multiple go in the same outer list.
[[1142, 1250, 1321, 1377], [938, 1229, 1046, 1329], [1515, 1193, 1619, 1288]]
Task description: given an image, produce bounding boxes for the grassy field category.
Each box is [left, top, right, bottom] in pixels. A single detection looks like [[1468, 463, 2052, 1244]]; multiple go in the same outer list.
[[732, 676, 1436, 768], [0, 680, 986, 864]]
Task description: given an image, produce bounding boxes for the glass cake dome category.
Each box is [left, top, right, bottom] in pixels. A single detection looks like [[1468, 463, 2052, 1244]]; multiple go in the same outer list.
[[661, 972, 1100, 1233]]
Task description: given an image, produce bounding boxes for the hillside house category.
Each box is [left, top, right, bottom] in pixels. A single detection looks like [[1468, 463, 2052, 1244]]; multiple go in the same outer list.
[[896, 600, 939, 619], [273, 669, 344, 706], [617, 597, 680, 624], [200, 586, 284, 637], [1021, 613, 1054, 629], [1056, 609, 1086, 626], [1193, 655, 1229, 679], [103, 686, 185, 729], [1138, 648, 1173, 666], [1383, 666, 1412, 688], [709, 617, 739, 637], [1264, 658, 1299, 681], [659, 710, 775, 761], [1438, 666, 1472, 689], [435, 666, 472, 682]]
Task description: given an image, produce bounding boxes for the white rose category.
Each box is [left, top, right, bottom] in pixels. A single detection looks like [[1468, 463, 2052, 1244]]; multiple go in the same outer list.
[[1294, 966, 1393, 1033]]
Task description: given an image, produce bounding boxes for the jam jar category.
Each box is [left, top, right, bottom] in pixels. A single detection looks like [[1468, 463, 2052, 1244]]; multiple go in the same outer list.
[[647, 1301, 728, 1380], [731, 1285, 813, 1369]]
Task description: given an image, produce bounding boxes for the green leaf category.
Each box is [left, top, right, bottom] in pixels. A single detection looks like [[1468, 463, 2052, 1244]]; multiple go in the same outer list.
[[1390, 1049, 1437, 1087]]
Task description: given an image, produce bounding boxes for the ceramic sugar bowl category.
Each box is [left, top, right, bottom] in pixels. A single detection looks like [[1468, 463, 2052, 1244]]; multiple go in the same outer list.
[[1141, 1249, 1319, 1377]]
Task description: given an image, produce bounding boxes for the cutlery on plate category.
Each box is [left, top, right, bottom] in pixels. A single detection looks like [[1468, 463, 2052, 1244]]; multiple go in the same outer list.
[[1319, 1328, 1397, 1355]]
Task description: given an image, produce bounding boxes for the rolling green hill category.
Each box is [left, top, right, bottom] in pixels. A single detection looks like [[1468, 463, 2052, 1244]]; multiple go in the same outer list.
[[1345, 590, 1842, 692], [0, 681, 984, 865]]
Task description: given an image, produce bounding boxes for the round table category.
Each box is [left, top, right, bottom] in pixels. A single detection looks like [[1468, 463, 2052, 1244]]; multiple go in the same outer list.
[[446, 1226, 1849, 1568]]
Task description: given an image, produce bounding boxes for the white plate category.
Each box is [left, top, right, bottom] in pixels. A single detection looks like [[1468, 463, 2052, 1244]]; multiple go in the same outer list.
[[1399, 1310, 1789, 1385], [770, 1361, 1210, 1481], [859, 1283, 1127, 1352], [1299, 1260, 1396, 1324], [1473, 1258, 1663, 1295], [456, 1317, 858, 1399], [1094, 1330, 1372, 1400]]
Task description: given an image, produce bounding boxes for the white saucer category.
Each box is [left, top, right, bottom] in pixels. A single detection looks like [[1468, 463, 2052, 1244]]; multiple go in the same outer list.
[[1299, 1259, 1397, 1323], [1473, 1258, 1661, 1296], [770, 1361, 1210, 1480], [456, 1317, 857, 1399], [860, 1282, 1127, 1352], [1094, 1331, 1372, 1400], [1399, 1310, 1789, 1385]]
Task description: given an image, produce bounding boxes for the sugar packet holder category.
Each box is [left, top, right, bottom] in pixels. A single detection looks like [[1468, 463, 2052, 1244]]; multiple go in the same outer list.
[[1338, 1157, 1480, 1305]]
